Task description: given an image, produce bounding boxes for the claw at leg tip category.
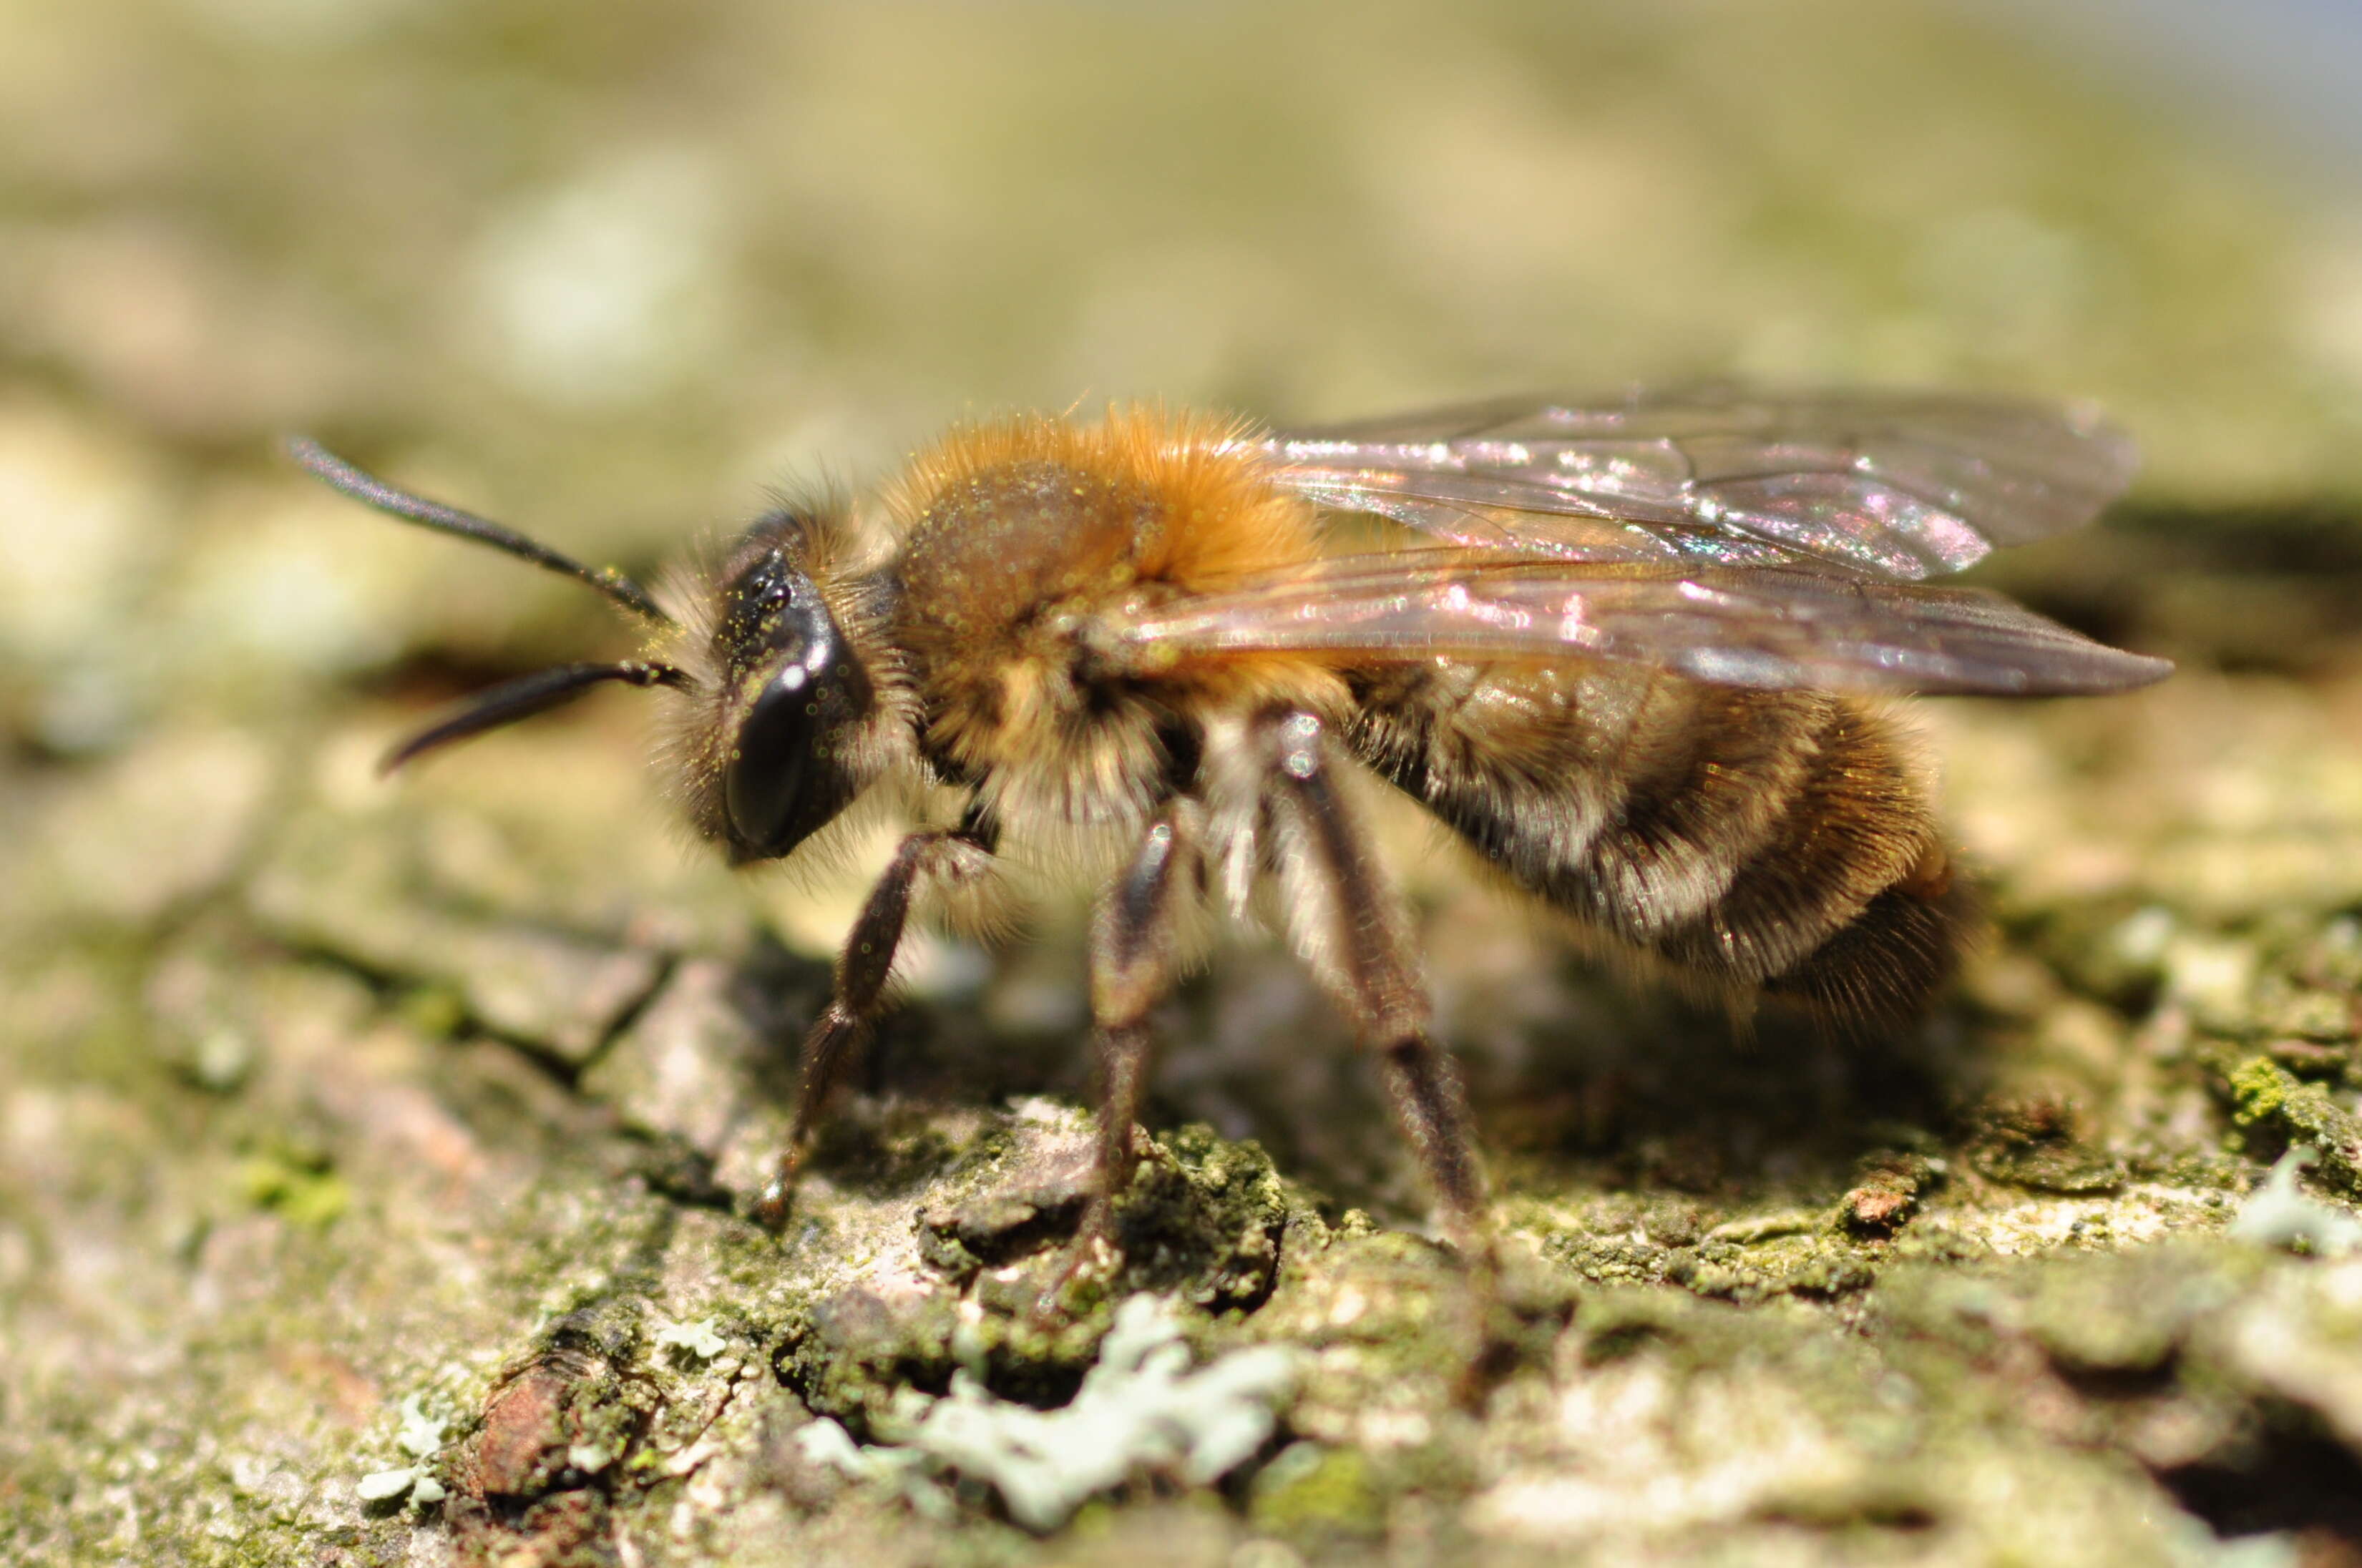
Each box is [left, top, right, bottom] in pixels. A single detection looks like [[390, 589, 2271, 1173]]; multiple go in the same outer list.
[[751, 1180, 794, 1234]]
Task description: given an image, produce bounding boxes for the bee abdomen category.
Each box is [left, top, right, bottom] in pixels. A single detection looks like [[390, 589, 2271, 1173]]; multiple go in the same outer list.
[[1645, 698, 1974, 1018], [1348, 665, 1974, 1021]]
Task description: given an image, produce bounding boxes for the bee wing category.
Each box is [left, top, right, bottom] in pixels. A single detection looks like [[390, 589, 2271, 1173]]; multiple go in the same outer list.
[[1116, 553, 2172, 696], [1259, 388, 2138, 581]]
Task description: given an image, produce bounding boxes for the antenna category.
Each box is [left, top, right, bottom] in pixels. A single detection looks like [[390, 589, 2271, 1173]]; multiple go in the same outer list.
[[285, 436, 675, 627], [379, 660, 691, 773]]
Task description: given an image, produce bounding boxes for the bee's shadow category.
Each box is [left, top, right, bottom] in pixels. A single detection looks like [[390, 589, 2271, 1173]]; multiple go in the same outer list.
[[1474, 988, 1992, 1200], [728, 933, 1996, 1217], [1153, 956, 1997, 1215]]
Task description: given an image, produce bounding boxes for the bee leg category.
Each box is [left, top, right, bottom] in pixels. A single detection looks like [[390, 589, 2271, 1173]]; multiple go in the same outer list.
[[1028, 801, 1204, 1318], [751, 828, 990, 1231], [1256, 710, 1503, 1388], [1065, 801, 1207, 1282]]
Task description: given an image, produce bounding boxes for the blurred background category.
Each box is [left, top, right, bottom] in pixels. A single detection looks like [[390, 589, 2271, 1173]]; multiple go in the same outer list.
[[4, 0, 2362, 777]]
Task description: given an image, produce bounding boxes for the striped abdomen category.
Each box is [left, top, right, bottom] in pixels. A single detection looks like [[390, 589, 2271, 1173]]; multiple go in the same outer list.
[[1346, 663, 1976, 1021]]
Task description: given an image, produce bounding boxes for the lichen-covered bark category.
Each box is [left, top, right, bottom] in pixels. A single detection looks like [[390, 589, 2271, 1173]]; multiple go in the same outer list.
[[11, 1, 2362, 1564]]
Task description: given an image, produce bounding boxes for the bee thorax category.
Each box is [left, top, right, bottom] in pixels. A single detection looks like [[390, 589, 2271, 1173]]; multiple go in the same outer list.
[[886, 409, 1334, 828]]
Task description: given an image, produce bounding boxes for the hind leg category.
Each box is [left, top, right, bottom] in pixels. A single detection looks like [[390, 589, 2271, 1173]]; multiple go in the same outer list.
[[1252, 708, 1507, 1394], [1253, 709, 1492, 1253]]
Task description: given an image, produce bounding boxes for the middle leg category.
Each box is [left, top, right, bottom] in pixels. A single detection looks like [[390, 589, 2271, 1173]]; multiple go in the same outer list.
[[1074, 798, 1207, 1260]]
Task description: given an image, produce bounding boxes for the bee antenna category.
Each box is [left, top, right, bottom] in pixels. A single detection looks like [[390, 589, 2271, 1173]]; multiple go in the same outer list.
[[379, 660, 692, 775], [284, 436, 677, 627]]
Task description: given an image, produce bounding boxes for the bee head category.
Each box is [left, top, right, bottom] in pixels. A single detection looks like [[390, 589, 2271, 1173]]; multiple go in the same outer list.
[[288, 441, 903, 868], [698, 524, 879, 863]]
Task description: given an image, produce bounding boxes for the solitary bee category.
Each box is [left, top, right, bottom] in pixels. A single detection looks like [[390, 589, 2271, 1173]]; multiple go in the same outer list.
[[291, 389, 2168, 1263]]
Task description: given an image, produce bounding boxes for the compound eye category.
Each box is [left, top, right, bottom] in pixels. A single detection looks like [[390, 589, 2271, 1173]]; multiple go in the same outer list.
[[718, 562, 872, 858], [724, 665, 819, 855]]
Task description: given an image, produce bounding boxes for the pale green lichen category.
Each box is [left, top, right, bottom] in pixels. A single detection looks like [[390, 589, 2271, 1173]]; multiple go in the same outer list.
[[394, 1393, 447, 1459], [654, 1315, 728, 1360], [2229, 1145, 2362, 1257], [792, 1418, 957, 1524], [800, 1293, 1299, 1531], [353, 1395, 450, 1508]]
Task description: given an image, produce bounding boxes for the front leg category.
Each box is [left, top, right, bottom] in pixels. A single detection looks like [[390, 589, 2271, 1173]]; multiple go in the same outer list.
[[751, 828, 994, 1230]]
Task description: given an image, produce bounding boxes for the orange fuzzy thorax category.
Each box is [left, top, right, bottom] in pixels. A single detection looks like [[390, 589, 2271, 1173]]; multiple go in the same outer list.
[[886, 406, 1340, 818], [884, 405, 1324, 589]]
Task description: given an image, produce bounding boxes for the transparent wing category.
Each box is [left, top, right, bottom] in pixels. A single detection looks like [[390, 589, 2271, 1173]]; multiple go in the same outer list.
[[1259, 387, 2139, 581], [1113, 552, 2172, 696]]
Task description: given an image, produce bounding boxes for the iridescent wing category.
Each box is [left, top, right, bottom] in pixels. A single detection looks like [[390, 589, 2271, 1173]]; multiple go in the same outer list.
[[1259, 387, 2138, 581], [1113, 552, 2171, 696]]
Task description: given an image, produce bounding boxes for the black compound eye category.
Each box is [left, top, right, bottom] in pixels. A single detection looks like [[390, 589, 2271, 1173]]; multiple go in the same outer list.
[[719, 553, 873, 858], [726, 668, 819, 854]]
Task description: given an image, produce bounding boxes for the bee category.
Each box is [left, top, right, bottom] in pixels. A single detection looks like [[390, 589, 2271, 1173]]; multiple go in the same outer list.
[[290, 388, 2169, 1266]]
